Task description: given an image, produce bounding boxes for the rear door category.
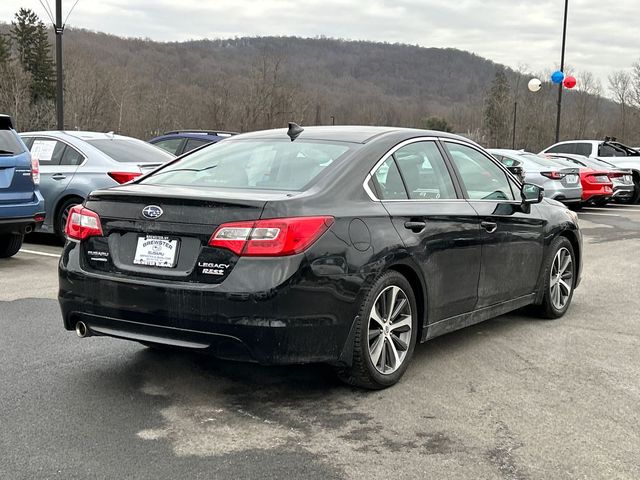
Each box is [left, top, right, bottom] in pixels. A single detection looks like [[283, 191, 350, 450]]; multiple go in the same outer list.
[[443, 141, 545, 307], [28, 137, 81, 196], [371, 139, 482, 322]]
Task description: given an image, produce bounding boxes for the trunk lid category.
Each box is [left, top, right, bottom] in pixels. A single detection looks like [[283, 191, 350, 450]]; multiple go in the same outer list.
[[81, 184, 289, 283]]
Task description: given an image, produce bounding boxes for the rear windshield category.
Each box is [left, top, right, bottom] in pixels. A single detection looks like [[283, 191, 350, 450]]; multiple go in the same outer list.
[[141, 139, 352, 191], [87, 138, 174, 163], [0, 130, 25, 155]]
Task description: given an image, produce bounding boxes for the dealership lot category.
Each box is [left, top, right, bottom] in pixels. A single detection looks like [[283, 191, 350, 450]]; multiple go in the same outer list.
[[1, 205, 640, 479]]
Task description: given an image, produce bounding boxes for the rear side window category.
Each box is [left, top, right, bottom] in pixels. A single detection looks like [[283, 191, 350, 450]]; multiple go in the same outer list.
[[0, 130, 25, 155], [142, 139, 351, 191], [393, 142, 457, 200], [153, 138, 184, 155], [574, 143, 593, 156], [183, 138, 210, 153], [546, 143, 576, 154], [61, 146, 84, 166], [372, 157, 408, 200], [87, 138, 174, 163], [445, 143, 514, 201], [31, 138, 65, 165]]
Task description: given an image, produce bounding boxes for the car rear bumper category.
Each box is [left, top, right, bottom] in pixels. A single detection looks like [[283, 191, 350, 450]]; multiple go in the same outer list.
[[612, 185, 634, 198], [546, 187, 582, 204], [58, 243, 363, 366], [0, 214, 45, 235], [582, 185, 613, 202]]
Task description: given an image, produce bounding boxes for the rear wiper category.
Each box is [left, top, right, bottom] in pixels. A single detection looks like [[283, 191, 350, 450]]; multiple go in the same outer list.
[[0, 149, 14, 155]]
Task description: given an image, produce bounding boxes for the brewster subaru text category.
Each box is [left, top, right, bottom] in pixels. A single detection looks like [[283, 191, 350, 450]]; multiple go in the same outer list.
[[59, 125, 582, 388]]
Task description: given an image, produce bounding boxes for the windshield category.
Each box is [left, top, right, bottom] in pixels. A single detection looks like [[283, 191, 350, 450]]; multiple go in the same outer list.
[[141, 139, 352, 191], [0, 130, 24, 155], [87, 138, 174, 163]]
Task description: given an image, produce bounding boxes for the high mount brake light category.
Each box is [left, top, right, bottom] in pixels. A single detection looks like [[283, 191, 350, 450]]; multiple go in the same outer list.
[[209, 216, 334, 257], [30, 155, 40, 185], [65, 205, 103, 240], [108, 171, 142, 184], [540, 171, 565, 180]]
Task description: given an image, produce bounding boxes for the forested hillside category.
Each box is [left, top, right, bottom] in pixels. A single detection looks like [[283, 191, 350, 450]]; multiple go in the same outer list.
[[1, 15, 639, 151]]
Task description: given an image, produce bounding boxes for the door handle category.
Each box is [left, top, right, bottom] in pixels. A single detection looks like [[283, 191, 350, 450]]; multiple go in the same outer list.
[[404, 221, 426, 232], [481, 221, 498, 233], [52, 173, 66, 180]]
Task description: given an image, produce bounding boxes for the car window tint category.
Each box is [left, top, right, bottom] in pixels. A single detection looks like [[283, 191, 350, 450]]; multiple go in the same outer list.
[[372, 157, 408, 200], [574, 143, 592, 156], [30, 138, 65, 165], [546, 144, 575, 154], [393, 142, 456, 200], [183, 138, 210, 153], [0, 130, 25, 155], [153, 138, 183, 155], [142, 139, 351, 191], [61, 145, 84, 166], [87, 138, 174, 163], [445, 143, 515, 201]]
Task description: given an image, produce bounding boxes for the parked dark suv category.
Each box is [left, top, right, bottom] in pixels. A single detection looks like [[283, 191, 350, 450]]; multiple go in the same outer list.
[[149, 130, 237, 156], [0, 115, 45, 258]]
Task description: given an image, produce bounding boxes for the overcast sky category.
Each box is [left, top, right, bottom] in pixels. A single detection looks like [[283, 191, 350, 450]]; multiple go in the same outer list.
[[1, 0, 637, 89]]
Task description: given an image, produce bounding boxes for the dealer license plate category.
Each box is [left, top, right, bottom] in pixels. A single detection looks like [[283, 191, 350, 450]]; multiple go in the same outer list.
[[133, 235, 179, 268], [565, 174, 578, 184]]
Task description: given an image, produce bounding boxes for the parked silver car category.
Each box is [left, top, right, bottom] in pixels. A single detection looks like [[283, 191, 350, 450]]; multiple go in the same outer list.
[[20, 131, 174, 239], [489, 149, 582, 205]]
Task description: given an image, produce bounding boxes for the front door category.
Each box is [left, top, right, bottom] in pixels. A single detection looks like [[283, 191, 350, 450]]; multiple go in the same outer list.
[[443, 141, 545, 307], [371, 140, 483, 322]]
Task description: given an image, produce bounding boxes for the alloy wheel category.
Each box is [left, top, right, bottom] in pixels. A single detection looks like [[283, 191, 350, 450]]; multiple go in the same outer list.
[[368, 285, 412, 375], [550, 247, 573, 310]]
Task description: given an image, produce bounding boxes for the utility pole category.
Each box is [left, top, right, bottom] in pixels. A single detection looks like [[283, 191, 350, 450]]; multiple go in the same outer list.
[[555, 0, 569, 143], [55, 0, 64, 130]]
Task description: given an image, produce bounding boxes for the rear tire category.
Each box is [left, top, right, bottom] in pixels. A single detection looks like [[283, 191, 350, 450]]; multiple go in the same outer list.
[[336, 271, 418, 389], [531, 236, 576, 319], [55, 197, 83, 241], [0, 233, 24, 258]]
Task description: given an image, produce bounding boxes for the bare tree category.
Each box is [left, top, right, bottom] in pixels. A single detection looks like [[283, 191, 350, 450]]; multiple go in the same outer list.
[[609, 70, 632, 139]]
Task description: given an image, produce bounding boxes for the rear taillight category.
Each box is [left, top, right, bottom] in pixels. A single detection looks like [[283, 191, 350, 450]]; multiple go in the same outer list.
[[540, 171, 565, 180], [209, 216, 334, 257], [65, 205, 103, 241], [30, 155, 40, 185], [587, 174, 610, 184], [608, 172, 623, 178], [108, 171, 141, 184]]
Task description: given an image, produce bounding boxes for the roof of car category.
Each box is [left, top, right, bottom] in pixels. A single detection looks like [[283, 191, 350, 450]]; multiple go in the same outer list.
[[20, 131, 141, 142], [230, 125, 471, 144]]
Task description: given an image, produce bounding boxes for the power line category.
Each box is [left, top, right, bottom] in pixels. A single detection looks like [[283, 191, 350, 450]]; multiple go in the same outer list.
[[38, 0, 55, 24], [63, 0, 81, 27]]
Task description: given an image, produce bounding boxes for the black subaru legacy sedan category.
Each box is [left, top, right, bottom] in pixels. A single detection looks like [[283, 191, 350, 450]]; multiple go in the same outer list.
[[59, 125, 582, 389]]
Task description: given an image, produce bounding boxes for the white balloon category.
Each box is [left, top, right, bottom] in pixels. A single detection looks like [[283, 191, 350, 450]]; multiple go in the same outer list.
[[528, 78, 542, 92]]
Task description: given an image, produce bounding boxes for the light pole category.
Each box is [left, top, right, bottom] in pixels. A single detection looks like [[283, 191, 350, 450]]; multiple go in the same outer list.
[[554, 0, 569, 143], [55, 0, 64, 130]]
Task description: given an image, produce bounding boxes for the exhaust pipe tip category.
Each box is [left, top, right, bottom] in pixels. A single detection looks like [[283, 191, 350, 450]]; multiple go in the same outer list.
[[24, 225, 33, 234], [75, 321, 89, 338]]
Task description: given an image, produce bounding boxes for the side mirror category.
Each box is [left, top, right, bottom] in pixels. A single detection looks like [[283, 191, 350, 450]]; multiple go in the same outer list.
[[521, 183, 544, 204]]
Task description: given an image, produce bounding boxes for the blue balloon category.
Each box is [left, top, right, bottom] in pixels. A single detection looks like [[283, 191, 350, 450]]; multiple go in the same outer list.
[[551, 71, 565, 84]]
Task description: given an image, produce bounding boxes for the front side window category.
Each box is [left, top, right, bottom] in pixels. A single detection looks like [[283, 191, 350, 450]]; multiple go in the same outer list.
[[393, 142, 457, 200], [445, 142, 514, 201], [142, 139, 351, 191], [574, 143, 593, 156]]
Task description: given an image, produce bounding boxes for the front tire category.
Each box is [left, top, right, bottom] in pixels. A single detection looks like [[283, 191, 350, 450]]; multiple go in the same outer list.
[[532, 236, 576, 319], [0, 233, 24, 258], [337, 271, 418, 389]]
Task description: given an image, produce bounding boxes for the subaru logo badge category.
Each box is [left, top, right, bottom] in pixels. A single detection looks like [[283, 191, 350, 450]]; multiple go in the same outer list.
[[142, 205, 163, 219]]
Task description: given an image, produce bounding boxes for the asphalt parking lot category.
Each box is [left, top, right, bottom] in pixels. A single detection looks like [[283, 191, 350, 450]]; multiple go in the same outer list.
[[1, 205, 640, 480]]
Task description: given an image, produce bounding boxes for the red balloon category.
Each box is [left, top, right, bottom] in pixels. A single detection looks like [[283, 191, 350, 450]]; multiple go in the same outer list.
[[563, 76, 576, 89]]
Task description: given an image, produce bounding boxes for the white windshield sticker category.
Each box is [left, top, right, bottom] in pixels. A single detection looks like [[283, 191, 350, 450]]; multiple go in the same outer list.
[[31, 140, 57, 161]]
